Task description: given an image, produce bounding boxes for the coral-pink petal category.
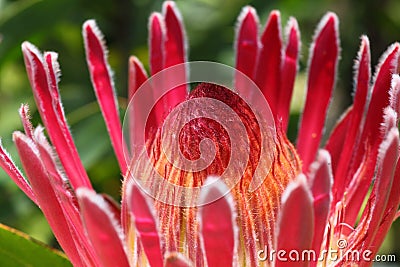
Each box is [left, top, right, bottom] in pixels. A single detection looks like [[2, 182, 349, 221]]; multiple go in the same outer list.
[[33, 129, 64, 185], [13, 132, 83, 267], [128, 56, 157, 147], [254, 10, 282, 115], [331, 37, 371, 205], [342, 108, 396, 227], [362, 127, 399, 250], [297, 13, 339, 173], [44, 52, 61, 103], [199, 178, 237, 267], [276, 175, 314, 267], [21, 42, 92, 189], [325, 107, 352, 174], [350, 44, 400, 177], [163, 1, 186, 68], [0, 140, 37, 204], [350, 36, 371, 131], [341, 153, 373, 226], [43, 52, 92, 188], [235, 6, 259, 83], [127, 181, 164, 267], [128, 56, 148, 100], [44, 52, 72, 136], [278, 17, 300, 131], [162, 1, 188, 110], [33, 131, 100, 266], [369, 156, 400, 254], [83, 20, 127, 174], [55, 182, 100, 266], [149, 12, 165, 76], [367, 43, 400, 143], [148, 13, 168, 129], [19, 104, 34, 139], [309, 150, 332, 263], [77, 188, 129, 267]]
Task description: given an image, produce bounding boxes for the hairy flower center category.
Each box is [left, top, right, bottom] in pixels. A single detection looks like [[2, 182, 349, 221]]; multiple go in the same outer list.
[[131, 83, 301, 264]]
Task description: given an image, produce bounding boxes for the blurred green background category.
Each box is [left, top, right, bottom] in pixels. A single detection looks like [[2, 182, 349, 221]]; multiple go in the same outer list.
[[0, 0, 399, 264]]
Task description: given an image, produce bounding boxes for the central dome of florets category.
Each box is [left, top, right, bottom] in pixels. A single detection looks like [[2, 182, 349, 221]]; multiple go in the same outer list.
[[125, 82, 301, 265]]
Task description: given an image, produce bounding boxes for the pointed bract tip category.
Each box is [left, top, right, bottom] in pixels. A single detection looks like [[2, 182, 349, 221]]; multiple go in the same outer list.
[[360, 35, 370, 46], [162, 0, 186, 46], [149, 11, 164, 24], [76, 187, 126, 243], [285, 16, 299, 36], [76, 187, 117, 219], [236, 6, 259, 32], [323, 11, 339, 26], [83, 19, 97, 32], [21, 41, 43, 71], [148, 12, 166, 39], [125, 178, 154, 214], [19, 103, 30, 115], [317, 149, 331, 163], [281, 174, 312, 204], [162, 0, 184, 22], [12, 131, 24, 142], [308, 149, 333, 194], [76, 186, 94, 200], [370, 42, 400, 88], [12, 131, 40, 157], [44, 51, 60, 69], [310, 149, 332, 174], [287, 16, 299, 29], [238, 5, 258, 20], [269, 9, 281, 19], [165, 252, 193, 267], [198, 176, 234, 207], [19, 104, 34, 138], [284, 16, 301, 55], [44, 51, 58, 61], [44, 51, 62, 84], [354, 35, 370, 70], [129, 55, 146, 70], [314, 11, 339, 42], [21, 41, 41, 57], [264, 10, 281, 30], [82, 19, 106, 48], [162, 0, 177, 14]]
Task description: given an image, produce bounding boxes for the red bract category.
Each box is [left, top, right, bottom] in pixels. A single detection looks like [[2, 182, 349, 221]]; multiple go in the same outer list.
[[1, 1, 399, 267]]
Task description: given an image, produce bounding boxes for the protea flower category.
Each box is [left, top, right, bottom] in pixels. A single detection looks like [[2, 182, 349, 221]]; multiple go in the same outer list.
[[1, 1, 399, 266]]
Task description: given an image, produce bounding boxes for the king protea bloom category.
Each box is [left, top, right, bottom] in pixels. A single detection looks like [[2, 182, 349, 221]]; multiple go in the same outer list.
[[1, 1, 399, 266]]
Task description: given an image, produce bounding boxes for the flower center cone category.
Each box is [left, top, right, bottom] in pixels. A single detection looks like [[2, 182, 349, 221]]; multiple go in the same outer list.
[[127, 83, 301, 265]]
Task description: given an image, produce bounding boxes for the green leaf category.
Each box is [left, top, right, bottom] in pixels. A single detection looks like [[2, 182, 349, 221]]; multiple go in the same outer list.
[[0, 223, 72, 267]]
